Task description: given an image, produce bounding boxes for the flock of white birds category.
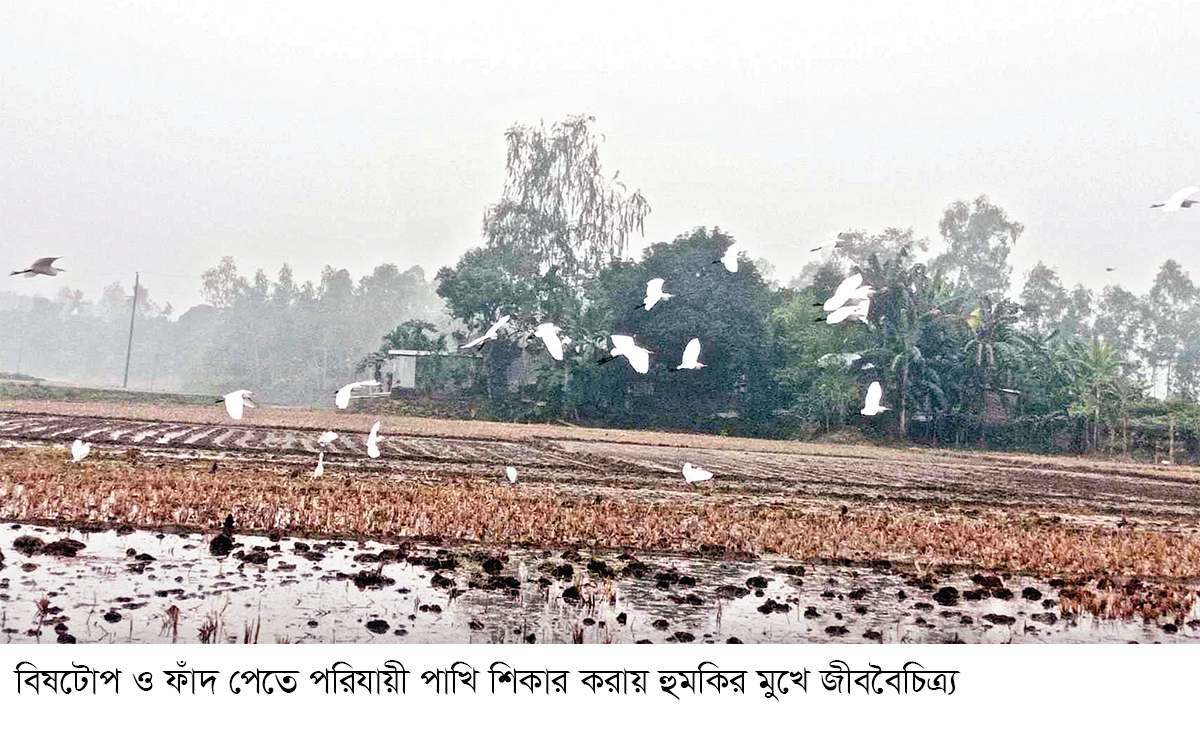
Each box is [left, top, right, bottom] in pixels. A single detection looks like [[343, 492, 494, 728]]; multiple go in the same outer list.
[[22, 185, 1200, 485]]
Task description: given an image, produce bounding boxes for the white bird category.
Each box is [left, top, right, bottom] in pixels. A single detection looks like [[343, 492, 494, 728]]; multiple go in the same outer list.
[[600, 334, 653, 374], [640, 278, 672, 311], [317, 431, 338, 447], [824, 298, 871, 324], [70, 439, 90, 463], [822, 273, 864, 312], [682, 462, 713, 484], [532, 323, 564, 361], [506, 466, 517, 483], [1151, 186, 1200, 210], [861, 381, 890, 416], [714, 242, 742, 273], [312, 452, 324, 478], [367, 421, 381, 458], [10, 257, 65, 278], [460, 314, 511, 350], [675, 338, 705, 370], [218, 390, 254, 420], [334, 380, 379, 409]]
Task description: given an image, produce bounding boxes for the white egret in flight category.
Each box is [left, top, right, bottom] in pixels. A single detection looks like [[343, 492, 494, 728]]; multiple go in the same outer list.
[[218, 390, 254, 420], [460, 314, 511, 350], [675, 338, 705, 370], [1151, 186, 1200, 210], [334, 380, 379, 409], [861, 381, 890, 416], [10, 257, 65, 278], [599, 334, 653, 374], [639, 278, 672, 311], [532, 323, 564, 361]]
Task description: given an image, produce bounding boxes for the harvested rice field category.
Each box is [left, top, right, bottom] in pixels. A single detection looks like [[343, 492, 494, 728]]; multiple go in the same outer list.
[[1, 401, 1199, 644]]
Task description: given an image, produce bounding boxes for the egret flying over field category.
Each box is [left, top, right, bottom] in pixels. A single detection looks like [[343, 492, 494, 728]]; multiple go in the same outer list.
[[861, 382, 890, 416], [682, 462, 713, 484], [1151, 186, 1200, 210], [675, 338, 705, 370], [506, 466, 517, 483], [317, 431, 338, 447], [638, 278, 672, 311], [599, 334, 653, 374], [460, 314, 511, 350], [367, 421, 381, 458], [532, 322, 564, 361], [312, 452, 324, 479], [334, 380, 379, 409], [713, 242, 742, 273], [10, 257, 65, 278], [218, 390, 254, 420], [70, 439, 90, 463]]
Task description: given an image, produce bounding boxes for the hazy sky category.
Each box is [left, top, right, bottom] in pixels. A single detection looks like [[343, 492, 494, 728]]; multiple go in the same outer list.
[[3, 1, 1198, 313]]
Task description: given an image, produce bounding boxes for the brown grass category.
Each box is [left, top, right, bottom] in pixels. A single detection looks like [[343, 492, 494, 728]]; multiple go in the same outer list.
[[3, 448, 1200, 579], [4, 399, 1198, 484]]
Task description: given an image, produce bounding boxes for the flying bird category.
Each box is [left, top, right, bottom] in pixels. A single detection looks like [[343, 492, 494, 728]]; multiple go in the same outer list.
[[1151, 186, 1200, 210], [675, 338, 705, 370], [70, 439, 90, 463], [638, 278, 672, 311], [460, 314, 511, 350], [334, 380, 379, 409], [861, 381, 890, 416], [10, 257, 65, 278], [1105, 267, 1116, 272], [218, 390, 254, 420], [531, 322, 564, 360], [713, 242, 742, 273], [506, 466, 517, 483], [312, 452, 324, 479], [367, 421, 381, 458], [682, 462, 713, 484], [599, 334, 653, 374], [317, 431, 338, 447], [822, 273, 865, 311], [820, 298, 871, 324]]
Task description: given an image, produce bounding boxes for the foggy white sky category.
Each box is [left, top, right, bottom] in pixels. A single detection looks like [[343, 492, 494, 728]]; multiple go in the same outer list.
[[2, 1, 1198, 313]]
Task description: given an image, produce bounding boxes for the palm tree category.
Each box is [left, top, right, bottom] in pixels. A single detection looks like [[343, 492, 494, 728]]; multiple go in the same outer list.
[[862, 247, 965, 437], [1061, 337, 1124, 451]]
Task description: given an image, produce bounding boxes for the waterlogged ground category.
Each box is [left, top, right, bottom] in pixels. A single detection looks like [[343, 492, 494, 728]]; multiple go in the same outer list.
[[3, 405, 1200, 643], [2, 524, 1198, 645]]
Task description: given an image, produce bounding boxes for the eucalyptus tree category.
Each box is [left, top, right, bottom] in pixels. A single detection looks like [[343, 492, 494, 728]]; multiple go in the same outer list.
[[930, 195, 1023, 303]]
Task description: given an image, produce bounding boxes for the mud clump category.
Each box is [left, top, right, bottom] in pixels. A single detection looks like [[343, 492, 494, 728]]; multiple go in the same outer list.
[[972, 574, 1004, 589], [745, 576, 770, 590], [209, 534, 234, 557], [561, 586, 582, 604], [587, 560, 615, 579], [932, 587, 960, 606], [716, 585, 751, 600], [365, 619, 389, 634], [13, 536, 44, 556], [42, 539, 86, 557], [651, 619, 670, 631], [825, 626, 849, 636], [352, 571, 396, 590], [482, 558, 504, 575], [983, 613, 1016, 626], [1022, 587, 1043, 601]]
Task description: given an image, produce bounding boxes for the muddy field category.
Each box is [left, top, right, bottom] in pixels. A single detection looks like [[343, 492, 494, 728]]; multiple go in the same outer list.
[[2, 403, 1200, 644]]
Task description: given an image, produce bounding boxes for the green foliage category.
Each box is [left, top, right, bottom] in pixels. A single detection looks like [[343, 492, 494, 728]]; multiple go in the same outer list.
[[482, 114, 651, 288], [931, 195, 1023, 302]]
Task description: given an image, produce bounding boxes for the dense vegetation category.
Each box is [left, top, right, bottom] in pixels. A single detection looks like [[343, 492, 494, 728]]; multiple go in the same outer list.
[[3, 115, 1197, 457]]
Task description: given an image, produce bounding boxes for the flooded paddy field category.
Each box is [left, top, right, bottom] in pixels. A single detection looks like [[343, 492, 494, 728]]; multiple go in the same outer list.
[[2, 405, 1200, 643], [4, 525, 1198, 644]]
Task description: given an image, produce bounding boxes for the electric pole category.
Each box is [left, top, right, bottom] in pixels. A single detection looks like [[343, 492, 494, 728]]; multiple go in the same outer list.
[[123, 272, 138, 388]]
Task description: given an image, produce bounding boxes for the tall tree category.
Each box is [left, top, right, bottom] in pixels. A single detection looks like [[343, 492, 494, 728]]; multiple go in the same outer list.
[[482, 114, 651, 288], [931, 195, 1023, 301], [1019, 261, 1069, 338]]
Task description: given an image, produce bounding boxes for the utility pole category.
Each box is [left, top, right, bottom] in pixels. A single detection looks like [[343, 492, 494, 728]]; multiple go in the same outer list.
[[123, 272, 139, 388]]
